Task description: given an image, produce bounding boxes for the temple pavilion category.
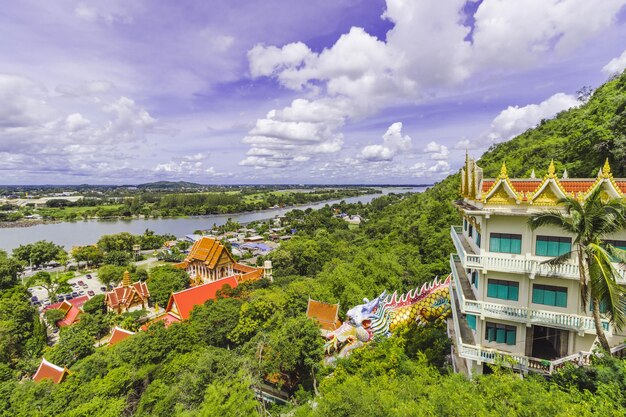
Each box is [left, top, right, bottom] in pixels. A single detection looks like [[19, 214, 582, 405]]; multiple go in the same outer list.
[[33, 358, 69, 384], [105, 271, 150, 314], [174, 237, 265, 285]]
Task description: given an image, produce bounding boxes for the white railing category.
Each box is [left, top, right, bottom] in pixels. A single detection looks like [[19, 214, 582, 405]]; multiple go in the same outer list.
[[449, 254, 611, 335], [450, 226, 626, 282]]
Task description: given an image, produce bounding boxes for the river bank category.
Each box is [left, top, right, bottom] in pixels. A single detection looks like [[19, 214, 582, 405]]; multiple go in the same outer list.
[[0, 186, 427, 252]]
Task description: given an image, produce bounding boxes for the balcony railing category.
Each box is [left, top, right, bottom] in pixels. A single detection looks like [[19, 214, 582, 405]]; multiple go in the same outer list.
[[451, 226, 626, 282], [450, 254, 611, 335], [449, 285, 626, 375]]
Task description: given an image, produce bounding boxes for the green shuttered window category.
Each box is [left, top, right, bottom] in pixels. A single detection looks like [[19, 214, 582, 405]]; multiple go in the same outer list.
[[485, 322, 516, 345], [536, 236, 572, 257], [490, 233, 522, 254], [532, 284, 567, 308], [487, 279, 519, 301], [466, 314, 477, 330]]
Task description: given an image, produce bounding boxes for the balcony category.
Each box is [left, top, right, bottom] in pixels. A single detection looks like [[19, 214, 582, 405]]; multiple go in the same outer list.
[[451, 226, 626, 282], [450, 254, 611, 335], [449, 277, 626, 375]]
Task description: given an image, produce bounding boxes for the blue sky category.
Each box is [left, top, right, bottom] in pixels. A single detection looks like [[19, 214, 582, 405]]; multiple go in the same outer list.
[[1, 0, 626, 184]]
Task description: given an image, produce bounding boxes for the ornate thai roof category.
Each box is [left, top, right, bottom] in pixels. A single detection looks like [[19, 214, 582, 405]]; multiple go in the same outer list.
[[182, 237, 235, 269], [107, 326, 135, 346], [165, 275, 239, 321], [105, 279, 150, 310], [42, 295, 89, 327], [33, 358, 69, 383], [463, 157, 625, 207], [306, 299, 342, 331]]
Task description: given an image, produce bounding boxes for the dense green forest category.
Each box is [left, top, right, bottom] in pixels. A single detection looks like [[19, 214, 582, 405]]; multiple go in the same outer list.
[[0, 71, 625, 416]]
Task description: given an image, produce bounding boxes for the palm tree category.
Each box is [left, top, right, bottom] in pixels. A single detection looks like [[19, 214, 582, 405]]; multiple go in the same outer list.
[[529, 186, 626, 352]]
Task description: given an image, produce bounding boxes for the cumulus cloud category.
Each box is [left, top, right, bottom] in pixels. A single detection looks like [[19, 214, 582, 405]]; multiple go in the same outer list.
[[154, 153, 217, 177], [602, 49, 626, 76], [423, 141, 450, 160], [359, 122, 411, 162], [243, 0, 624, 170], [487, 92, 578, 142]]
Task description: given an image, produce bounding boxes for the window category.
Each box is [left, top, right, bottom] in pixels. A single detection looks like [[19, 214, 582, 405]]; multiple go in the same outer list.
[[463, 219, 468, 231], [487, 279, 519, 301], [476, 232, 482, 248], [468, 224, 474, 238], [536, 236, 572, 257], [471, 271, 479, 289], [604, 240, 626, 262], [467, 314, 477, 331], [532, 284, 567, 308], [485, 322, 516, 345], [490, 233, 522, 254]]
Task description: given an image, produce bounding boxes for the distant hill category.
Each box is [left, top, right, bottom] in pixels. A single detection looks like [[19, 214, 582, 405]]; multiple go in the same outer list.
[[478, 70, 626, 178], [134, 181, 208, 190]]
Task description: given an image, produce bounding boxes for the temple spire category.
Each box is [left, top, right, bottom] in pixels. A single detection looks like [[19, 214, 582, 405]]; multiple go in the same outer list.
[[499, 161, 508, 178], [548, 159, 556, 176], [602, 158, 612, 177], [122, 271, 131, 287]]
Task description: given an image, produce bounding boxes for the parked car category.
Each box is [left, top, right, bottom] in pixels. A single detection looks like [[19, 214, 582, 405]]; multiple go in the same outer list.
[[32, 301, 41, 307], [31, 296, 38, 302], [87, 290, 95, 297], [71, 291, 79, 297], [57, 296, 65, 303], [82, 285, 88, 289], [78, 290, 85, 296], [52, 328, 59, 334], [100, 286, 107, 292], [86, 274, 92, 279], [77, 280, 85, 286], [43, 300, 51, 307], [65, 295, 73, 300]]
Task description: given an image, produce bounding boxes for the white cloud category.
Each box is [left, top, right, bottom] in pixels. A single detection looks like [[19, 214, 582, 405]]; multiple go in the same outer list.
[[359, 122, 411, 162], [55, 80, 114, 97], [423, 141, 450, 160], [428, 160, 451, 173], [602, 49, 626, 76], [487, 92, 578, 142], [243, 0, 624, 171]]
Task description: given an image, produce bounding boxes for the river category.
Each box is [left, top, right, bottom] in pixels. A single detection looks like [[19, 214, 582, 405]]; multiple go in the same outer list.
[[0, 187, 427, 252]]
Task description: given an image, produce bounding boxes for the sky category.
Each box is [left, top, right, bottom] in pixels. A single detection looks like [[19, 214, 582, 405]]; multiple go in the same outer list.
[[2, 0, 626, 185]]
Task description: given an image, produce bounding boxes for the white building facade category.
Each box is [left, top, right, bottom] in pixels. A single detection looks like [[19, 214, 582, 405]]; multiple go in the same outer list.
[[449, 156, 626, 376]]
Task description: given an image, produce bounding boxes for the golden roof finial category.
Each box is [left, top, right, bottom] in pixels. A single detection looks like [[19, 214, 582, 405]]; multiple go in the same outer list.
[[530, 169, 536, 179], [602, 158, 612, 177], [122, 271, 131, 287], [499, 161, 508, 178], [548, 159, 556, 176]]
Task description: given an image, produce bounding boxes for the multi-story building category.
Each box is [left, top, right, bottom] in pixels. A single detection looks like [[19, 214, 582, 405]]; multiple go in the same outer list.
[[449, 155, 626, 376]]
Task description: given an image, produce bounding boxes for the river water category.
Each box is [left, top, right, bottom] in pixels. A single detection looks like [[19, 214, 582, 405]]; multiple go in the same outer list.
[[0, 187, 427, 252]]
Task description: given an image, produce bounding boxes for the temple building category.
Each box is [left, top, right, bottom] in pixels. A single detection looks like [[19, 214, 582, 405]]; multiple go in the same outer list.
[[105, 271, 150, 314], [449, 156, 626, 376], [306, 299, 342, 333], [107, 327, 135, 346], [42, 295, 88, 327], [33, 358, 69, 383], [175, 237, 266, 285], [143, 275, 239, 329]]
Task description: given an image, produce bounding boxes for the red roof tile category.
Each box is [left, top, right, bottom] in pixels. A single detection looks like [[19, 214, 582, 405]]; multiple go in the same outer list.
[[615, 181, 626, 194], [560, 180, 596, 193], [509, 180, 542, 193], [33, 358, 68, 384], [106, 281, 149, 309], [306, 299, 341, 331], [43, 296, 88, 327], [43, 295, 89, 313], [140, 313, 181, 331], [107, 327, 135, 346], [481, 180, 494, 192], [166, 275, 239, 320]]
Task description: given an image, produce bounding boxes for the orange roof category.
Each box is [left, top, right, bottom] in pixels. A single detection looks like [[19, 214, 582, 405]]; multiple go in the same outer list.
[[33, 358, 68, 384], [614, 181, 626, 193], [166, 275, 239, 321], [43, 295, 88, 327], [140, 313, 181, 331], [306, 299, 341, 331], [106, 281, 150, 309], [560, 180, 596, 193], [185, 237, 234, 269], [107, 326, 135, 346], [508, 180, 542, 193]]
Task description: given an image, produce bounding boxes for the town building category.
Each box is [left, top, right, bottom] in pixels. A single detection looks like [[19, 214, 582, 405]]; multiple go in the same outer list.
[[33, 358, 69, 383], [105, 271, 150, 314], [449, 156, 626, 376], [174, 237, 266, 285], [306, 299, 342, 334]]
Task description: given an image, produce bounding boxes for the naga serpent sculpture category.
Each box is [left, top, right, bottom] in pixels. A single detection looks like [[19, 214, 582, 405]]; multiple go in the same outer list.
[[324, 275, 452, 359]]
